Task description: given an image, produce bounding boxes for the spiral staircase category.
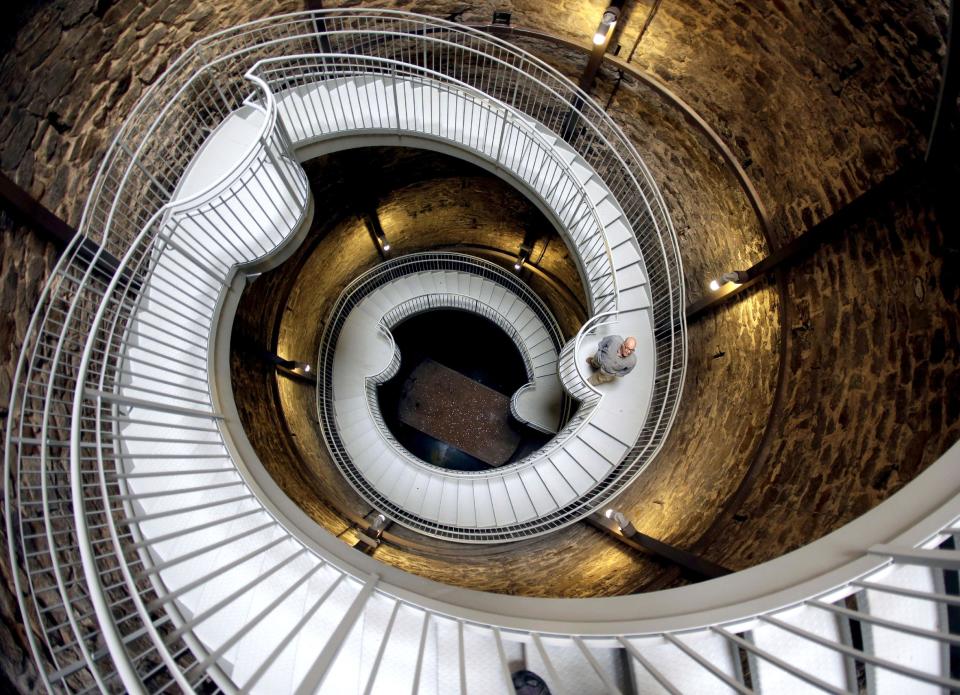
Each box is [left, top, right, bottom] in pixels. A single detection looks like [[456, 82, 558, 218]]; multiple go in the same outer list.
[[4, 9, 960, 695]]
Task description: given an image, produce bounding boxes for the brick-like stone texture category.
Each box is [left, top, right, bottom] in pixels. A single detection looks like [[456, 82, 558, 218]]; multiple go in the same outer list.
[[0, 216, 59, 693], [507, 32, 771, 301], [699, 179, 960, 569], [231, 148, 677, 596], [0, 0, 955, 683], [615, 282, 782, 560], [615, 0, 950, 245], [600, 69, 769, 302]]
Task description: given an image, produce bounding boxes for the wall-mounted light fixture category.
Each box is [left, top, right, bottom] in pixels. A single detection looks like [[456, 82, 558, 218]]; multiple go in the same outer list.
[[364, 213, 391, 254], [357, 513, 390, 551], [604, 508, 636, 536], [593, 7, 620, 46], [708, 270, 748, 292], [514, 245, 531, 271]]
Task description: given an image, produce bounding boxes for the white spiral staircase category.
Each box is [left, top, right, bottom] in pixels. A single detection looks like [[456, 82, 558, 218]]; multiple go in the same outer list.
[[4, 9, 960, 695]]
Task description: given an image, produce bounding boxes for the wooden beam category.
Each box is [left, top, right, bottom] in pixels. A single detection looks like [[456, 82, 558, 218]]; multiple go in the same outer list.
[[0, 170, 134, 287], [587, 513, 732, 580], [686, 162, 924, 321], [0, 170, 74, 246]]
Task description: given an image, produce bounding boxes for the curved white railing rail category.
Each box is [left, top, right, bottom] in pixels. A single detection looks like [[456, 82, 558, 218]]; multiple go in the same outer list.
[[258, 58, 659, 542], [365, 292, 561, 472], [6, 9, 957, 695], [253, 57, 620, 316], [557, 311, 619, 405], [320, 253, 575, 537], [5, 46, 308, 690]]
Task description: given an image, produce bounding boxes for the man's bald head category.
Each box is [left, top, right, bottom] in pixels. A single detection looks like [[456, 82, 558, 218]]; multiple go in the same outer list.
[[620, 336, 636, 357]]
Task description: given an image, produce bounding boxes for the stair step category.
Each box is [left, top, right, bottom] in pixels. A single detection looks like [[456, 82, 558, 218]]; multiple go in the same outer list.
[[619, 285, 651, 311], [437, 478, 459, 525], [403, 470, 431, 513], [474, 479, 497, 526], [581, 424, 630, 462], [419, 474, 445, 520], [858, 564, 943, 694], [626, 633, 740, 695], [457, 480, 478, 526], [518, 467, 557, 515], [749, 604, 849, 694], [503, 474, 536, 522], [616, 262, 647, 290], [489, 476, 516, 526], [548, 450, 594, 495], [591, 405, 642, 447], [564, 436, 613, 481]]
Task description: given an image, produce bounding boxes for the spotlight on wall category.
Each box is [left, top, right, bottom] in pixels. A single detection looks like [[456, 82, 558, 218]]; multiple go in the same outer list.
[[593, 8, 620, 46], [709, 270, 748, 292], [605, 508, 636, 536], [357, 513, 390, 551], [291, 361, 314, 376], [365, 213, 392, 255], [514, 248, 530, 271]]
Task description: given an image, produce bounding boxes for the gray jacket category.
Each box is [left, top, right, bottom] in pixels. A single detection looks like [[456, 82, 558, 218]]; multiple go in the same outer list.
[[595, 335, 636, 376]]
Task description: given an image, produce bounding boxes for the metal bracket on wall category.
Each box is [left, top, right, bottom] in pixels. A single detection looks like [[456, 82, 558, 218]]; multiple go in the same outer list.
[[0, 170, 135, 289], [587, 512, 733, 581]]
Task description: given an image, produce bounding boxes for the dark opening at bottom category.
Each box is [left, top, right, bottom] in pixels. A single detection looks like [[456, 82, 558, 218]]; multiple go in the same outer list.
[[377, 309, 551, 471]]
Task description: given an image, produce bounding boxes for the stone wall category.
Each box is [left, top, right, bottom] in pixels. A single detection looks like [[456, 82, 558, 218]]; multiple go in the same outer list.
[[503, 33, 782, 574], [615, 282, 782, 561], [0, 0, 955, 685], [606, 0, 950, 245], [0, 216, 57, 695], [230, 148, 677, 597], [328, 0, 949, 244], [699, 171, 960, 569]]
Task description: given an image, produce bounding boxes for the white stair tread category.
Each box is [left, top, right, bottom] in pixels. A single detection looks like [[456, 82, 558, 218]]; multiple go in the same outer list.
[[626, 633, 740, 695], [105, 69, 672, 694], [751, 604, 850, 694], [860, 564, 944, 694]]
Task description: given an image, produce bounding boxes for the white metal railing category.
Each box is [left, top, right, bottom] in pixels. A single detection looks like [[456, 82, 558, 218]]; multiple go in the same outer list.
[[248, 54, 620, 316], [363, 292, 555, 478], [4, 48, 307, 689], [5, 8, 956, 695], [250, 47, 678, 541], [318, 252, 585, 539], [557, 310, 620, 404]]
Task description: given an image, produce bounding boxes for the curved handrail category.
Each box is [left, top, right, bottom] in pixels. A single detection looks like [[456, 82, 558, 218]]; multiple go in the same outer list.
[[241, 38, 683, 511], [248, 54, 620, 315], [358, 291, 556, 483], [558, 310, 620, 402], [3, 11, 689, 691], [2, 9, 957, 693], [315, 256, 649, 540], [318, 254, 568, 487], [67, 68, 304, 691]]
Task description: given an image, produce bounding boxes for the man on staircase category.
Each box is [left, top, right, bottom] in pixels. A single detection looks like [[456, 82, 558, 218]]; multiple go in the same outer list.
[[586, 335, 637, 386]]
